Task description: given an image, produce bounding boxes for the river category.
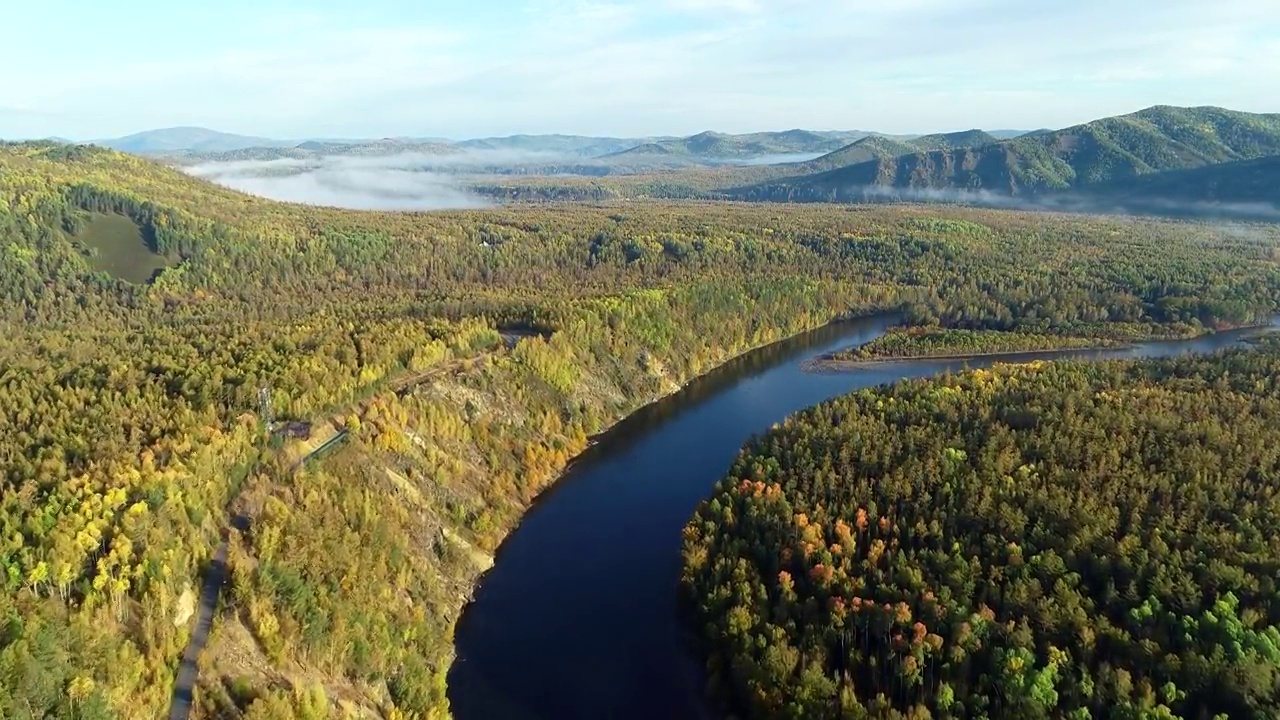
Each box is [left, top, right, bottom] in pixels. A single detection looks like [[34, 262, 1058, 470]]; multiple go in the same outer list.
[[447, 314, 1275, 720]]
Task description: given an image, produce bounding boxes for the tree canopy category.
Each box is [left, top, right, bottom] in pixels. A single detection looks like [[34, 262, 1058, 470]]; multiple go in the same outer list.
[[1, 140, 1279, 718], [684, 345, 1280, 719]]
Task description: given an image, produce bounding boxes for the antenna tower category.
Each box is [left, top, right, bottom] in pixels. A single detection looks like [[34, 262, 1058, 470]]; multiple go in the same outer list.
[[257, 386, 274, 432]]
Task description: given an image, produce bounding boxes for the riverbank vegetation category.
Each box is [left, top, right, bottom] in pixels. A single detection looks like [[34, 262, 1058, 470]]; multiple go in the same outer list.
[[822, 328, 1128, 364], [1, 140, 1280, 718], [683, 345, 1280, 719]]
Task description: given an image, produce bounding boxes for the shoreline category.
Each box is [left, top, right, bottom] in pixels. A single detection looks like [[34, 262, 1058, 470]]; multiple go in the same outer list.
[[460, 312, 886, 582], [448, 312, 894, 685]]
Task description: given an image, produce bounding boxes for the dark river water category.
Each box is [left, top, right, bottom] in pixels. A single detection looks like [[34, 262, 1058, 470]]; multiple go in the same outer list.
[[448, 315, 1275, 720]]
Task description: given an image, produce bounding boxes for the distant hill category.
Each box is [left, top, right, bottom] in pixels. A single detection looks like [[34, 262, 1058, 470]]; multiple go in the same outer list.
[[457, 134, 664, 157], [95, 128, 661, 160], [716, 130, 1000, 186], [731, 106, 1280, 202], [793, 135, 919, 172], [295, 139, 460, 157], [168, 139, 464, 165], [909, 129, 998, 151], [87, 126, 1025, 165], [168, 129, 885, 174], [608, 129, 870, 160], [987, 129, 1031, 140], [168, 138, 703, 177], [94, 127, 296, 154]]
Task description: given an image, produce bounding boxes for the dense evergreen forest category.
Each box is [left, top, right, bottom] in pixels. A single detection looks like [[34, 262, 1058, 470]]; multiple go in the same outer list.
[[683, 347, 1280, 719], [1, 140, 1280, 718]]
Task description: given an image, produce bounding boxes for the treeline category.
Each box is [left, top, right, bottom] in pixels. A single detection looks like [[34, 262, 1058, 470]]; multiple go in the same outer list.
[[61, 182, 224, 257], [1, 140, 1279, 718], [683, 346, 1280, 719]]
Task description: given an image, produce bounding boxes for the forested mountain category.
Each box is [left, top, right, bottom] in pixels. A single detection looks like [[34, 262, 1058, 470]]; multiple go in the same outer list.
[[684, 348, 1280, 718], [94, 127, 295, 154], [2, 139, 1280, 719], [770, 131, 1000, 177], [776, 136, 921, 174], [291, 139, 459, 156], [164, 138, 466, 164], [456, 134, 668, 157], [606, 129, 874, 160], [627, 131, 1005, 192], [909, 129, 999, 151], [732, 106, 1280, 202]]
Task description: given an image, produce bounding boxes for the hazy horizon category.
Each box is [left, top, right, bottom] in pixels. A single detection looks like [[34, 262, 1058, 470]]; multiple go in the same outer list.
[[12, 122, 1024, 145], [2, 0, 1276, 140]]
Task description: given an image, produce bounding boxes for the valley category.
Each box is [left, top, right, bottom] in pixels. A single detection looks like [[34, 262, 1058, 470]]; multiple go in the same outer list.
[[3, 98, 1280, 720], [6, 0, 1279, 715], [90, 105, 1280, 220]]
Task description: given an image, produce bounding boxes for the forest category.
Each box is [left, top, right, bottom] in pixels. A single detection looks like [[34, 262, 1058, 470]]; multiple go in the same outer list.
[[682, 346, 1280, 719], [1, 139, 1280, 718]]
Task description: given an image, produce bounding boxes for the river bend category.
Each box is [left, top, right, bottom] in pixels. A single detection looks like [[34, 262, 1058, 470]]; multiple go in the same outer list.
[[448, 315, 1272, 720]]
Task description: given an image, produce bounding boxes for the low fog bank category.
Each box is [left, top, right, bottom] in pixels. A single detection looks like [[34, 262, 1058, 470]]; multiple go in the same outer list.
[[719, 153, 826, 166], [800, 185, 1280, 222], [181, 147, 819, 210], [183, 150, 592, 210], [182, 151, 1280, 223], [182, 147, 686, 208]]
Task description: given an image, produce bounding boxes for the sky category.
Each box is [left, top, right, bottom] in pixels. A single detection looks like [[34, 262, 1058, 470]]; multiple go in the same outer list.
[[2, 0, 1277, 141]]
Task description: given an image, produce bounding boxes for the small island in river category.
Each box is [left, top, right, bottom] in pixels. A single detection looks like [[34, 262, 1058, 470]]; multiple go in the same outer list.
[[807, 327, 1129, 369]]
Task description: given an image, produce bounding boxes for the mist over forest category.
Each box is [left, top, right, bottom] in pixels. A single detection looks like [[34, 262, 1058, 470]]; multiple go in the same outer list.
[[185, 154, 493, 210]]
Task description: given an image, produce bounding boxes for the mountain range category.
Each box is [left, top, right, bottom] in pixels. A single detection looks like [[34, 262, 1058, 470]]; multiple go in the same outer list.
[[730, 106, 1280, 205], [455, 134, 669, 157], [604, 129, 879, 160], [88, 128, 658, 160], [77, 106, 1280, 214], [91, 126, 1031, 165], [96, 127, 296, 154]]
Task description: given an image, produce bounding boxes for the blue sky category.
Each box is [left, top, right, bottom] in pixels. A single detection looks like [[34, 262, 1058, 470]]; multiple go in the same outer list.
[[2, 0, 1276, 140]]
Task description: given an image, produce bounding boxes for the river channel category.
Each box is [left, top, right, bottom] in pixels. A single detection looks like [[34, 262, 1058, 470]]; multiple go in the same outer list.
[[448, 314, 1274, 720]]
